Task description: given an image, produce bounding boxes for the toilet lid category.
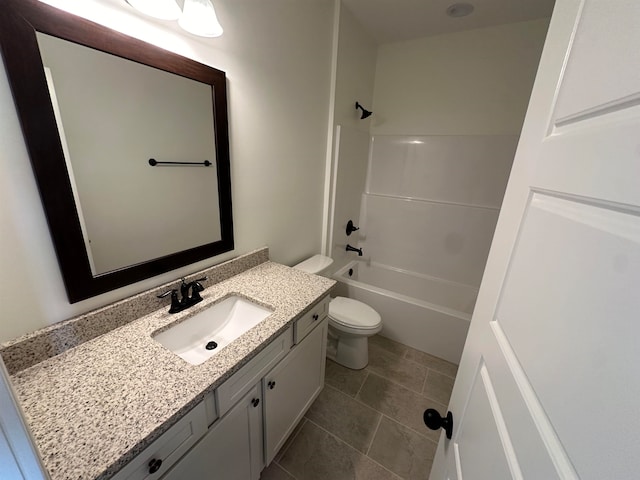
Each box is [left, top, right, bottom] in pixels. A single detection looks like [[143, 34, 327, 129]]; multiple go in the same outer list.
[[329, 297, 381, 330]]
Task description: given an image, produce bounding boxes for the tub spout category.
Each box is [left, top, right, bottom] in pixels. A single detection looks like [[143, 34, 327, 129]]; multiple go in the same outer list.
[[346, 244, 363, 256]]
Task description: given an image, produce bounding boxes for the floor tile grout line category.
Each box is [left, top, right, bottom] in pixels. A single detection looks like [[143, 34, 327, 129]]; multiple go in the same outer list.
[[401, 420, 442, 445], [322, 383, 384, 421], [271, 459, 299, 480], [303, 417, 369, 455], [365, 413, 383, 456], [353, 370, 370, 398], [400, 354, 458, 380], [398, 353, 457, 378], [381, 413, 441, 446], [324, 378, 438, 444], [304, 417, 403, 480], [299, 415, 432, 479], [366, 365, 427, 395], [362, 369, 451, 409], [374, 335, 458, 377], [364, 414, 410, 480], [421, 368, 430, 395]]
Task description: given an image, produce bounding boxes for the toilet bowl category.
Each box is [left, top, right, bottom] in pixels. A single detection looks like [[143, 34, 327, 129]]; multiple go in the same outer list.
[[293, 255, 382, 369]]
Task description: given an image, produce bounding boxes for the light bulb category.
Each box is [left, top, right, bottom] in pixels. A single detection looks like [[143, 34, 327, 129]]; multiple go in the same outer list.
[[179, 0, 224, 37]]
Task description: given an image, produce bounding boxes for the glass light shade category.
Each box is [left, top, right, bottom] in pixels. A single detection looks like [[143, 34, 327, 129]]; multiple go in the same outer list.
[[179, 0, 224, 37], [126, 0, 181, 20]]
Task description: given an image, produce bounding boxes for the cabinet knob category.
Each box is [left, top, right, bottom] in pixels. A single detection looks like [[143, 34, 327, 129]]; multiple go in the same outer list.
[[268, 380, 276, 389], [312, 313, 319, 321], [148, 458, 163, 474], [251, 398, 260, 407]]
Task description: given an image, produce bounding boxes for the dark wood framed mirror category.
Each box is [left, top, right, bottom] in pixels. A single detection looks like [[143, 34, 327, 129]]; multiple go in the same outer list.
[[0, 0, 233, 303]]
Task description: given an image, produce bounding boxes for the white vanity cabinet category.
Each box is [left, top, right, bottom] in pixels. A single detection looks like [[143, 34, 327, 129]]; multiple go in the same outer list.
[[161, 383, 263, 480], [113, 296, 329, 480]]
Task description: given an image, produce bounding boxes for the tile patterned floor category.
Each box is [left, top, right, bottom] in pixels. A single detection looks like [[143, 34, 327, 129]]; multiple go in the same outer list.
[[260, 335, 458, 480]]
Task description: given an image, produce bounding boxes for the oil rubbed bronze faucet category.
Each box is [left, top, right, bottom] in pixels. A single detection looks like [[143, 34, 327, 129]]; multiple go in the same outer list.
[[346, 244, 363, 256], [158, 276, 207, 313]]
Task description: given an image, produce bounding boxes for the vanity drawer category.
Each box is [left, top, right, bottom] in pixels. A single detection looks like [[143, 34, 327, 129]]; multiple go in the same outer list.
[[294, 296, 329, 344], [217, 326, 293, 416], [111, 401, 208, 480]]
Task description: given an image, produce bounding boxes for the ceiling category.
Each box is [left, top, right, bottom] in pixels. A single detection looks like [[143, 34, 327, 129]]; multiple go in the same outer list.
[[342, 0, 556, 44]]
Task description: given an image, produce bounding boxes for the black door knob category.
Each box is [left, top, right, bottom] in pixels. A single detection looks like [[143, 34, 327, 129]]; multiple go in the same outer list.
[[252, 398, 260, 407], [268, 380, 276, 389], [423, 408, 453, 439]]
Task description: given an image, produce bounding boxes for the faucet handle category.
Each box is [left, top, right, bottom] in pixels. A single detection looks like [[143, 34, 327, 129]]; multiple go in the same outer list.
[[189, 276, 207, 304], [157, 289, 182, 313], [192, 276, 207, 292]]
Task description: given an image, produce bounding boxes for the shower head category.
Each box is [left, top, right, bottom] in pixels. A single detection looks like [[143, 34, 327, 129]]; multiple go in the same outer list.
[[355, 101, 372, 119]]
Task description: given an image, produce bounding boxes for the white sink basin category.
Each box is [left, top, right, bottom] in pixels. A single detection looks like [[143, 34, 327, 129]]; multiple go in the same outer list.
[[153, 296, 273, 365]]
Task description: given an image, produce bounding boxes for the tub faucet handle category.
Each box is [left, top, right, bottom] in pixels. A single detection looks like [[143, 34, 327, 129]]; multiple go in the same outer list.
[[346, 220, 360, 236]]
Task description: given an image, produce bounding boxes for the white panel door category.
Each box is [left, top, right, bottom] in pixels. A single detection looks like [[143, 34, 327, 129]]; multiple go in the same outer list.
[[430, 0, 640, 478]]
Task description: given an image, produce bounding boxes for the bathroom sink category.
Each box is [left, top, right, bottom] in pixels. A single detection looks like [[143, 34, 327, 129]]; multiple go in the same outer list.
[[153, 296, 273, 365]]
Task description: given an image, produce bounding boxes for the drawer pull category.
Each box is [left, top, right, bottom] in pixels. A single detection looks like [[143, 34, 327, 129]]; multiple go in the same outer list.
[[268, 380, 276, 390], [148, 458, 163, 474], [252, 398, 260, 407], [312, 313, 319, 321]]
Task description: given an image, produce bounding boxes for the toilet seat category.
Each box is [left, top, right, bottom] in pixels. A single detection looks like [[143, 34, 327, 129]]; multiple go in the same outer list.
[[329, 297, 381, 331]]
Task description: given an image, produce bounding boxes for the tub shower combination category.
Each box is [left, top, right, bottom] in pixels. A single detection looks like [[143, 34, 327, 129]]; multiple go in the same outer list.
[[333, 261, 476, 364], [329, 131, 518, 364]]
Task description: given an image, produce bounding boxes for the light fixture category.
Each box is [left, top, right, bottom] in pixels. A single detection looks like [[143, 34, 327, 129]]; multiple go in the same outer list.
[[179, 0, 223, 38], [355, 101, 373, 120], [126, 0, 223, 38], [125, 0, 181, 20]]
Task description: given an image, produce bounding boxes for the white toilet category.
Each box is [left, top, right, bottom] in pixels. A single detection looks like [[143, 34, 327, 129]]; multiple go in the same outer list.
[[293, 255, 382, 370]]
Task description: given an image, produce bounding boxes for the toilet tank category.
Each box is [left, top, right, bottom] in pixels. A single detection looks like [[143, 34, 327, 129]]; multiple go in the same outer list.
[[292, 254, 334, 276]]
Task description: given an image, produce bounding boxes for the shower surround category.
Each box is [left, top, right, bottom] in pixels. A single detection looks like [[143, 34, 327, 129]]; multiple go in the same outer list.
[[333, 133, 518, 363]]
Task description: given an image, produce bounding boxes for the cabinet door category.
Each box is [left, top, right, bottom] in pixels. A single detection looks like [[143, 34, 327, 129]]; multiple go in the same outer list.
[[111, 402, 208, 480], [263, 318, 327, 465], [161, 384, 263, 480]]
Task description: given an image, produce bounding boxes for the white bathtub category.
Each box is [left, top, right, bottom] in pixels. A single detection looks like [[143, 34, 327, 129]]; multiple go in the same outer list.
[[332, 261, 477, 364]]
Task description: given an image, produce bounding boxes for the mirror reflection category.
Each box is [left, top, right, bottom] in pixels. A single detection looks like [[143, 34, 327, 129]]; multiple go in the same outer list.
[[37, 33, 222, 276]]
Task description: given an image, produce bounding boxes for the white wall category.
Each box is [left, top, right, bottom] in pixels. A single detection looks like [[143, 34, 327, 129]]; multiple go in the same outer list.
[[332, 3, 377, 133], [325, 3, 377, 272], [0, 0, 335, 342], [371, 19, 550, 136]]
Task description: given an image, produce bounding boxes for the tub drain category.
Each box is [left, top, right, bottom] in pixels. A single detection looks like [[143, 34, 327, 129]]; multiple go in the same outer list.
[[205, 340, 218, 350]]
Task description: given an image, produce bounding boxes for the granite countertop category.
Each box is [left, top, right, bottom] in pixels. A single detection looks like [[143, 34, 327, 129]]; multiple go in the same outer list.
[[9, 261, 335, 480]]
